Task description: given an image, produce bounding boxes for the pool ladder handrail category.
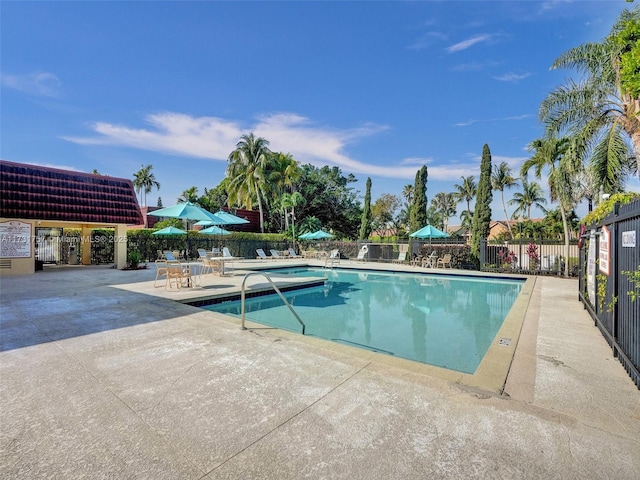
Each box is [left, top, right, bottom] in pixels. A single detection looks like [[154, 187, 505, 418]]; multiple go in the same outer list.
[[240, 272, 306, 334]]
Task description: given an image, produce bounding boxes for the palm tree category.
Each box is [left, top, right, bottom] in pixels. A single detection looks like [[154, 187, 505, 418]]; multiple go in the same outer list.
[[401, 184, 414, 204], [132, 164, 160, 207], [178, 186, 199, 204], [539, 7, 640, 189], [521, 136, 576, 276], [431, 192, 457, 233], [508, 178, 547, 219], [281, 191, 306, 241], [453, 176, 477, 222], [227, 133, 271, 233], [491, 162, 518, 237]]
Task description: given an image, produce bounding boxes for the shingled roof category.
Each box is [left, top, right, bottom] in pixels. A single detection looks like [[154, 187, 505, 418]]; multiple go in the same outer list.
[[1, 160, 143, 225]]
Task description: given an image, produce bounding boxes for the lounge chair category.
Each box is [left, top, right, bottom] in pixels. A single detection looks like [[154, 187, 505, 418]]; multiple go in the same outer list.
[[392, 251, 407, 264], [355, 245, 368, 262], [256, 248, 272, 260], [436, 253, 452, 268], [222, 247, 241, 259], [270, 249, 283, 260], [287, 248, 301, 259], [163, 250, 177, 261]]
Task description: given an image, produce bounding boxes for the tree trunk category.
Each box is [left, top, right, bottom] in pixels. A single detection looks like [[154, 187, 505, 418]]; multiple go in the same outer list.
[[631, 129, 640, 181], [501, 191, 512, 237], [560, 204, 570, 277]]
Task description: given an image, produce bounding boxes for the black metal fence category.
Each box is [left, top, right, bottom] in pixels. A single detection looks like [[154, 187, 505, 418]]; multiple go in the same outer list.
[[481, 238, 580, 276], [578, 199, 640, 389]]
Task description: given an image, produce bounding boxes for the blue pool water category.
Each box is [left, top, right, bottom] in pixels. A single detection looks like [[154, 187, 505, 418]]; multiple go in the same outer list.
[[203, 268, 524, 373]]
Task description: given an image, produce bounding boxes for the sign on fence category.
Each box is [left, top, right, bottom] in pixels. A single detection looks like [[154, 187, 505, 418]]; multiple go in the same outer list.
[[599, 226, 610, 276], [622, 230, 636, 248]]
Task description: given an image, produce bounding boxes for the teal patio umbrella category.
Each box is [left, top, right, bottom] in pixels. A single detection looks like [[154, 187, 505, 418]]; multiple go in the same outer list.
[[210, 210, 250, 225], [409, 225, 449, 239], [152, 226, 187, 235], [199, 225, 231, 235], [307, 229, 334, 240], [148, 202, 220, 223]]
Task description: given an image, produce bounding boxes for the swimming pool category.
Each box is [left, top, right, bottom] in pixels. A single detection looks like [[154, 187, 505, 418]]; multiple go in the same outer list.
[[203, 267, 524, 374]]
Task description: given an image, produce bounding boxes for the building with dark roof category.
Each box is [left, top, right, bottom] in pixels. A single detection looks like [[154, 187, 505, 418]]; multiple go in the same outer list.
[[1, 160, 142, 274]]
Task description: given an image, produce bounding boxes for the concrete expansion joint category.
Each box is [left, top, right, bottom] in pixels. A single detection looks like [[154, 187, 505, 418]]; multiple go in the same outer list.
[[200, 361, 373, 478]]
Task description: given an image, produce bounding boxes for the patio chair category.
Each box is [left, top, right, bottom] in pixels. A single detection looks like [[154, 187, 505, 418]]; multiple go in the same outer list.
[[422, 251, 438, 268], [436, 253, 452, 269], [326, 249, 340, 266], [165, 261, 192, 290], [154, 260, 168, 287], [392, 251, 407, 264], [256, 248, 272, 260], [287, 248, 301, 259], [163, 250, 177, 261], [355, 245, 368, 262]]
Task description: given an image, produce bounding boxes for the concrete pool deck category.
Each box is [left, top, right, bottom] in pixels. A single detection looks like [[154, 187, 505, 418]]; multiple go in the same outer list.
[[1, 261, 639, 479]]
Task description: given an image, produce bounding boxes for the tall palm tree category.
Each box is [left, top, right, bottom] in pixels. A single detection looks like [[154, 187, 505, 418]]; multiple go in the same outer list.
[[508, 178, 547, 219], [133, 164, 161, 206], [491, 162, 518, 237], [281, 191, 306, 240], [540, 7, 640, 189], [431, 192, 457, 233], [401, 184, 414, 204], [178, 186, 199, 204], [521, 136, 576, 276], [453, 176, 477, 222], [227, 133, 271, 233]]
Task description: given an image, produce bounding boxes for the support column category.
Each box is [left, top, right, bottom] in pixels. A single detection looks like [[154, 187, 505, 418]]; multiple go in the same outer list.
[[81, 226, 92, 265], [113, 224, 127, 270], [114, 224, 127, 269]]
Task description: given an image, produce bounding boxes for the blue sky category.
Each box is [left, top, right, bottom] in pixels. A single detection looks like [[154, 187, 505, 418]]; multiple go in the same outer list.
[[1, 1, 636, 224]]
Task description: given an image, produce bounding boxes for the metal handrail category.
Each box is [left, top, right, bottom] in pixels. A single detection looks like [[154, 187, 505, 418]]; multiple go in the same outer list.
[[240, 272, 306, 334]]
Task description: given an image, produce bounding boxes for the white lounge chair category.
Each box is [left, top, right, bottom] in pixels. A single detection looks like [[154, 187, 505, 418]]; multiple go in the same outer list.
[[287, 248, 301, 259], [355, 245, 368, 261], [270, 249, 283, 260], [392, 251, 407, 264], [256, 248, 272, 260], [222, 247, 241, 259]]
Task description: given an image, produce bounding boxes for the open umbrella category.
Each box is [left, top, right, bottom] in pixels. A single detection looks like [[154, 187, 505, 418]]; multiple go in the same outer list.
[[152, 226, 187, 235], [148, 202, 220, 222], [307, 229, 334, 240], [409, 225, 449, 239], [199, 225, 231, 235], [210, 210, 250, 225]]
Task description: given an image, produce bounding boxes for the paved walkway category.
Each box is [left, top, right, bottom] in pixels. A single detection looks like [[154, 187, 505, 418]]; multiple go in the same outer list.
[[1, 264, 638, 479]]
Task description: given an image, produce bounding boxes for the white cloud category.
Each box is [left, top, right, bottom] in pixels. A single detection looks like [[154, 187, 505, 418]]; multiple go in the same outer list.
[[446, 34, 495, 53], [1, 72, 61, 97], [454, 113, 533, 127], [63, 111, 425, 179], [493, 72, 532, 82], [407, 31, 447, 51]]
